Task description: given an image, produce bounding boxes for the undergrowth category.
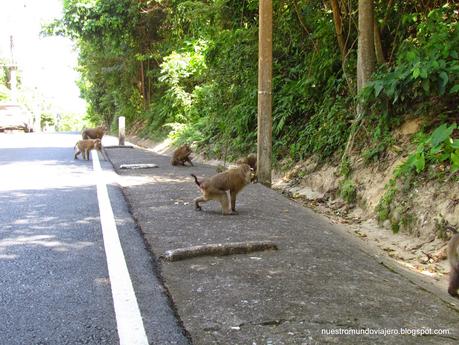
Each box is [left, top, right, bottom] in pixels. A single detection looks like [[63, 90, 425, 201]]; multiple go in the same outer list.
[[376, 122, 459, 233]]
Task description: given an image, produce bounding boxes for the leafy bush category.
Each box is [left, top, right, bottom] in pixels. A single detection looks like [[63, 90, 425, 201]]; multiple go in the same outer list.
[[376, 122, 459, 230], [340, 179, 357, 204], [365, 5, 459, 109], [406, 123, 459, 174]]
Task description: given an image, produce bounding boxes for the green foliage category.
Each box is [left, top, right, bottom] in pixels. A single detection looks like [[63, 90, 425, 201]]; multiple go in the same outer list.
[[356, 3, 458, 178], [41, 112, 55, 128], [376, 122, 458, 232], [0, 85, 9, 101], [287, 95, 352, 161], [58, 112, 87, 131], [50, 0, 457, 181], [406, 123, 459, 174], [362, 114, 395, 163], [365, 5, 458, 111], [339, 155, 352, 178], [45, 0, 145, 129], [0, 63, 9, 101], [339, 179, 357, 204]]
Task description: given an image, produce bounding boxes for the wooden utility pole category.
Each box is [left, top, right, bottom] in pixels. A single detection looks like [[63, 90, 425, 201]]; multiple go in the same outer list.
[[9, 35, 18, 102], [257, 0, 273, 187]]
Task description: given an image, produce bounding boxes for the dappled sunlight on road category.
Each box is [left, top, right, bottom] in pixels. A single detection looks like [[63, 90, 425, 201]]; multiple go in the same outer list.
[[151, 175, 190, 184], [0, 234, 93, 256], [0, 132, 80, 148], [118, 175, 154, 187], [0, 133, 123, 264], [0, 160, 97, 191], [0, 133, 121, 191], [0, 185, 101, 261]]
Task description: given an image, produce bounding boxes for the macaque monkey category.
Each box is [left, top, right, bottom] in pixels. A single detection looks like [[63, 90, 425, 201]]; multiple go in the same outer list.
[[74, 139, 102, 160], [191, 163, 255, 215], [215, 164, 227, 173], [236, 153, 257, 172], [82, 125, 106, 140], [216, 153, 257, 174], [447, 233, 459, 298], [171, 144, 193, 166]]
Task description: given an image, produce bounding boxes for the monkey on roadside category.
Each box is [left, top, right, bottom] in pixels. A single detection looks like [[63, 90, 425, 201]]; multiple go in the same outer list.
[[191, 163, 255, 215], [171, 144, 193, 166], [82, 125, 106, 140], [447, 233, 459, 298], [74, 139, 102, 160], [236, 153, 257, 172], [216, 153, 257, 174]]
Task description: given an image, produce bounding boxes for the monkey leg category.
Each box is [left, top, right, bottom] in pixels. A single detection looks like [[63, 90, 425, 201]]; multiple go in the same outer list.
[[74, 150, 81, 159], [185, 157, 194, 166], [194, 196, 206, 211], [217, 192, 232, 215], [448, 267, 459, 298], [230, 190, 238, 214]]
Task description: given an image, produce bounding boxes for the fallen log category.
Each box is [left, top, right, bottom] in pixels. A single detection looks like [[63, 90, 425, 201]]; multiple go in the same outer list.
[[119, 163, 158, 169], [161, 241, 278, 262], [103, 145, 134, 149]]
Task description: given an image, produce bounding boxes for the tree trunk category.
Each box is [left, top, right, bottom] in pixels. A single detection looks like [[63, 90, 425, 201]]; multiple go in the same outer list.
[[374, 19, 385, 65], [146, 59, 151, 105], [140, 60, 146, 108], [342, 0, 376, 160], [330, 0, 347, 63], [357, 0, 376, 92]]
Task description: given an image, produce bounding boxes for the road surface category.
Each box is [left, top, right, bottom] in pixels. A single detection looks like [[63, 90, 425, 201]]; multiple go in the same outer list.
[[0, 132, 189, 345]]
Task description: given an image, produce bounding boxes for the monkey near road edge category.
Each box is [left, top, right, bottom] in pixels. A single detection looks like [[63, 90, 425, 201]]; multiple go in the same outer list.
[[74, 139, 102, 160], [82, 125, 106, 140], [191, 163, 255, 215], [236, 153, 257, 172], [171, 144, 193, 166], [448, 233, 459, 298]]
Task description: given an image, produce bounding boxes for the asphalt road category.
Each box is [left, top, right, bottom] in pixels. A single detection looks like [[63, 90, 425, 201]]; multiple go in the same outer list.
[[0, 132, 189, 345]]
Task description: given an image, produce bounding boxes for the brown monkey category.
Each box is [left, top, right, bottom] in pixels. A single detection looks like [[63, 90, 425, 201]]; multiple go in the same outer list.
[[82, 125, 106, 140], [447, 233, 459, 298], [74, 139, 102, 160], [171, 144, 193, 166], [236, 153, 257, 172], [216, 153, 257, 174], [191, 163, 254, 215]]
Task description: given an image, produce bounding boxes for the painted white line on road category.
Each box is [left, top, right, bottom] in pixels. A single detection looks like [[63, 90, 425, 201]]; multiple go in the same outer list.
[[92, 151, 149, 345]]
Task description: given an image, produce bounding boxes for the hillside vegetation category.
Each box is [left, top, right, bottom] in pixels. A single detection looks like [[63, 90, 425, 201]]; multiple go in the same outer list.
[[47, 1, 459, 242]]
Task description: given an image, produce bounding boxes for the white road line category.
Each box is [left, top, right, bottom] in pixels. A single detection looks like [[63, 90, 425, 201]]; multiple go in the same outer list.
[[92, 151, 149, 345]]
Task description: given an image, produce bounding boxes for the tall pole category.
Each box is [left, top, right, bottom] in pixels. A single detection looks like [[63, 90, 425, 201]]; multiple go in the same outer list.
[[119, 116, 125, 146], [257, 0, 273, 187], [9, 66, 17, 103], [9, 35, 18, 102]]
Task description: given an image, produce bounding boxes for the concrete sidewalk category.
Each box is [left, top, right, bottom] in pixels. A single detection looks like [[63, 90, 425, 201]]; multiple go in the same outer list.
[[104, 146, 459, 345]]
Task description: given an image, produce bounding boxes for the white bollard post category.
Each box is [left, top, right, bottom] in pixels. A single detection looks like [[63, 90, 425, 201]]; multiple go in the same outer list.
[[119, 116, 125, 146]]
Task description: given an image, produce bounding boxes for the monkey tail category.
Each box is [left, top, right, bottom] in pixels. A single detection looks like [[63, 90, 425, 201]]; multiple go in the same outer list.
[[190, 174, 201, 186]]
